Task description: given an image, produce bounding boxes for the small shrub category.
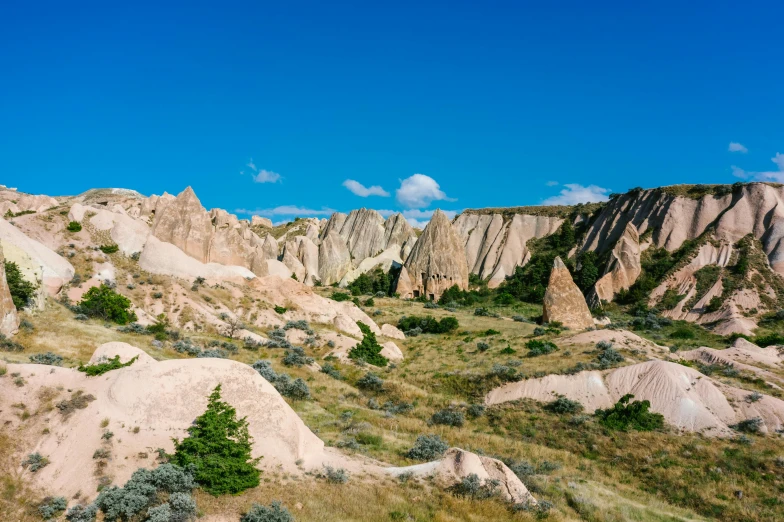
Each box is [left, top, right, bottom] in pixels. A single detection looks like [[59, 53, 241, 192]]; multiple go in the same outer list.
[[282, 347, 314, 367], [512, 315, 526, 322], [171, 385, 260, 495], [364, 297, 375, 307], [273, 305, 287, 314], [331, 292, 351, 302], [65, 504, 98, 522], [78, 355, 138, 376], [29, 352, 64, 366], [38, 496, 67, 519], [430, 409, 464, 427], [730, 417, 763, 433], [322, 465, 349, 484], [406, 434, 449, 461], [56, 390, 96, 417], [0, 333, 25, 352], [241, 501, 294, 522], [450, 473, 499, 500], [595, 346, 624, 369], [99, 244, 119, 254], [66, 221, 82, 232], [348, 322, 388, 367], [545, 396, 584, 414], [152, 291, 163, 299], [595, 394, 664, 431], [398, 315, 459, 335], [526, 339, 558, 357], [78, 284, 137, 324], [474, 307, 491, 316], [476, 341, 490, 352], [746, 391, 763, 403], [467, 404, 486, 418], [22, 452, 50, 472], [320, 362, 343, 380], [5, 260, 37, 310], [93, 448, 111, 459], [670, 327, 696, 339], [101, 430, 114, 440], [356, 372, 384, 392], [499, 345, 516, 355]]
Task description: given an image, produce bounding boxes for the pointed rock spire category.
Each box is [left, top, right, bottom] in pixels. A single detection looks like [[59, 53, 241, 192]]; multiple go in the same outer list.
[[542, 256, 593, 329]]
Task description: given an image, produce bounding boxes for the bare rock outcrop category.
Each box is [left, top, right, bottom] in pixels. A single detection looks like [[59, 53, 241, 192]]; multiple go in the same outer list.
[[322, 210, 416, 269], [398, 209, 469, 301], [590, 222, 642, 304], [454, 211, 563, 288], [283, 236, 320, 285], [318, 231, 353, 285], [0, 218, 74, 296], [383, 213, 418, 259], [386, 448, 536, 505], [0, 244, 19, 335], [542, 257, 593, 329], [486, 359, 784, 437], [251, 215, 273, 228], [150, 186, 214, 262]]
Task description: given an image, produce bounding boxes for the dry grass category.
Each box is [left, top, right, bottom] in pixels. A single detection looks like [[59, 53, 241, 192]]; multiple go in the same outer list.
[[1, 288, 781, 520]]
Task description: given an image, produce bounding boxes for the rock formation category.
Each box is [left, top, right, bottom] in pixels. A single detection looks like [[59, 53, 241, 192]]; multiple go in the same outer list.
[[150, 186, 214, 262], [398, 210, 469, 301], [318, 231, 353, 285], [0, 218, 74, 296], [251, 215, 273, 228], [322, 209, 416, 269], [590, 222, 642, 304], [485, 359, 784, 437], [542, 257, 593, 329], [453, 211, 563, 288], [0, 244, 19, 336]]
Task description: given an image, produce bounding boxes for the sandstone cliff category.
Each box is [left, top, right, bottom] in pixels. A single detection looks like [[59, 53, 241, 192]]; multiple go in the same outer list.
[[453, 211, 563, 288], [542, 257, 594, 329]]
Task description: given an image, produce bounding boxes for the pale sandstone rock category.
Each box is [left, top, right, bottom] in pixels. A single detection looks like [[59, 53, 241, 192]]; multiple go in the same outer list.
[[454, 212, 563, 288], [150, 186, 214, 262], [0, 240, 45, 309], [251, 215, 273, 228], [139, 236, 255, 282], [542, 257, 593, 329], [318, 231, 353, 285], [400, 210, 469, 301], [381, 323, 406, 340], [339, 246, 402, 286], [381, 341, 404, 362], [1, 344, 332, 502], [0, 218, 74, 295], [591, 222, 642, 303], [0, 244, 19, 335], [486, 359, 784, 437]]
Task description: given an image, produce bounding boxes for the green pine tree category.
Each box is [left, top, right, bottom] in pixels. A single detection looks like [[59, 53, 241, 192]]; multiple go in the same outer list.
[[171, 385, 261, 495]]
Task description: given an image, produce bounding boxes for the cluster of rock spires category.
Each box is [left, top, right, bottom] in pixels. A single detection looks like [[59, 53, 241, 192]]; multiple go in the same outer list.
[[3, 182, 784, 334]]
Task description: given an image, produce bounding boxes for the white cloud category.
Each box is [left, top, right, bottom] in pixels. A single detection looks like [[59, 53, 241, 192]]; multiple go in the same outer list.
[[253, 169, 282, 183], [342, 179, 390, 197], [235, 205, 335, 217], [542, 184, 611, 205], [728, 142, 748, 153], [731, 153, 784, 182], [396, 174, 454, 208], [546, 180, 559, 186], [242, 157, 282, 183]]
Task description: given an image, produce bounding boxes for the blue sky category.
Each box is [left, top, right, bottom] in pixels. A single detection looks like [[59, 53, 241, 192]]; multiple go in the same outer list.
[[2, 1, 783, 226]]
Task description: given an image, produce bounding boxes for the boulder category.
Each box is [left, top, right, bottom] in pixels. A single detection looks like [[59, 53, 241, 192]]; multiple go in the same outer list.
[[542, 257, 593, 329], [380, 323, 406, 340], [0, 244, 19, 336], [400, 210, 469, 301]]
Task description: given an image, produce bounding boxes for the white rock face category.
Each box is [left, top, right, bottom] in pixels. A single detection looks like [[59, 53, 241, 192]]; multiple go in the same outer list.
[[0, 244, 19, 335], [1, 343, 332, 501], [0, 218, 74, 295], [251, 215, 273, 228], [590, 222, 642, 303], [399, 210, 469, 301], [380, 323, 406, 340], [318, 231, 353, 285], [453, 212, 563, 287], [582, 183, 784, 274], [139, 236, 256, 282], [486, 359, 784, 437], [339, 246, 403, 286], [542, 257, 593, 329]]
